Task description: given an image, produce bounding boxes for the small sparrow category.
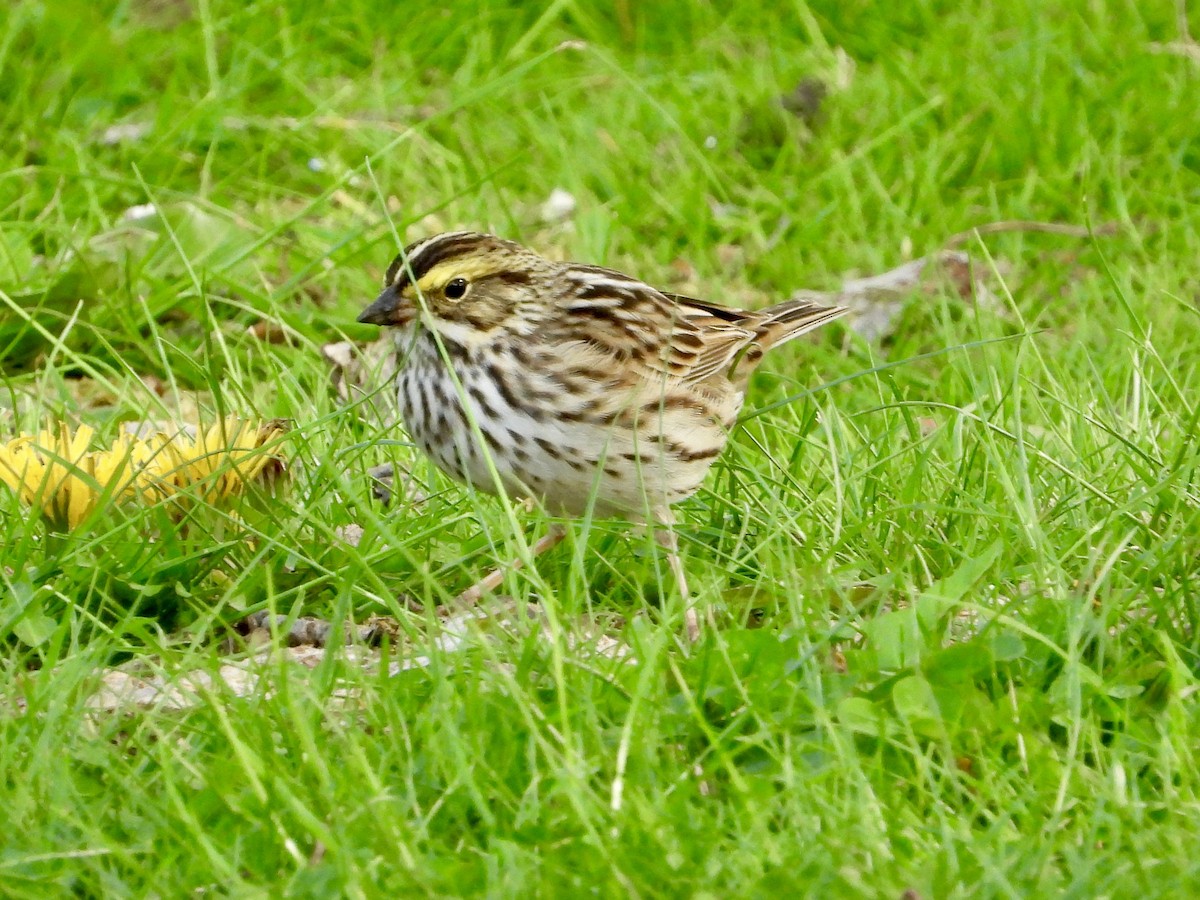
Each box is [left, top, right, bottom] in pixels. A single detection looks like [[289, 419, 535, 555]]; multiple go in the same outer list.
[[358, 232, 846, 637]]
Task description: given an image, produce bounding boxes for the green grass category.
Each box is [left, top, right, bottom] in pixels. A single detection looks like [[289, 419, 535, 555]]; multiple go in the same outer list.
[[3, 0, 1200, 894]]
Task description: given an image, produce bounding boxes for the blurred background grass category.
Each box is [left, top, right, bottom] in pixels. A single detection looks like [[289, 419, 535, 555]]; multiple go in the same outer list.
[[3, 0, 1196, 380]]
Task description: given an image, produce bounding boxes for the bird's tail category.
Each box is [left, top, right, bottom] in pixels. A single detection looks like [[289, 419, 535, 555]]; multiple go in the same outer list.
[[755, 299, 848, 352]]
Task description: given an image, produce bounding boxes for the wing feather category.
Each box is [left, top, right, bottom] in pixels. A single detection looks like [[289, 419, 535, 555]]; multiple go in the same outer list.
[[538, 266, 844, 387], [544, 270, 755, 384]]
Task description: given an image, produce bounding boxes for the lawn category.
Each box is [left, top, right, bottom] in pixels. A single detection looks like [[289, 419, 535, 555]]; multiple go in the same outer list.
[[3, 0, 1200, 895]]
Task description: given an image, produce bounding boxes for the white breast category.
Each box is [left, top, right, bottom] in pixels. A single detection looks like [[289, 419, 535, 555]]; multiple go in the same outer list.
[[394, 331, 733, 518]]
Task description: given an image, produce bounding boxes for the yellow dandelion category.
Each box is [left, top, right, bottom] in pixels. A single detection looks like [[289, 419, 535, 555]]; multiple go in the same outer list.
[[0, 418, 288, 529], [0, 424, 98, 528]]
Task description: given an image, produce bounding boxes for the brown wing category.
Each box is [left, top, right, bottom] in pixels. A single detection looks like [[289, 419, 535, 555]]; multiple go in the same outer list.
[[543, 265, 845, 385], [545, 266, 758, 385]]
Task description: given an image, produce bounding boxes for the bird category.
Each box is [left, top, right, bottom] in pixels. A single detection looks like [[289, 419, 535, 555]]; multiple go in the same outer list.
[[357, 231, 846, 638]]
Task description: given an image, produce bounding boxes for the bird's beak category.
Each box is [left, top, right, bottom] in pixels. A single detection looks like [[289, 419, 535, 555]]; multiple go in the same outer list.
[[357, 284, 410, 326]]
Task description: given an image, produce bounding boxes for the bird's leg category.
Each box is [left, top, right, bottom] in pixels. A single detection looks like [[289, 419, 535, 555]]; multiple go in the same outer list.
[[451, 523, 567, 608], [653, 510, 699, 642]]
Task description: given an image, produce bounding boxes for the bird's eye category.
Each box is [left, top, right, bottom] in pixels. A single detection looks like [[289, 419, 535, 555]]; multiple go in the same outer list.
[[444, 277, 469, 300]]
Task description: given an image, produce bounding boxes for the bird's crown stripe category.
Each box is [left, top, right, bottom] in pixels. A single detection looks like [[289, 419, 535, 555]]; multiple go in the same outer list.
[[389, 231, 485, 286]]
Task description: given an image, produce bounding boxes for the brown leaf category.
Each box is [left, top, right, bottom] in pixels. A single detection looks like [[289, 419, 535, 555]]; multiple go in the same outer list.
[[246, 320, 290, 344], [780, 77, 828, 125], [668, 258, 697, 283]]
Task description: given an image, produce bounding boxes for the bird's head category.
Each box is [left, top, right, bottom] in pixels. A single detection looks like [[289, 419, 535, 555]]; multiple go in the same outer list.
[[358, 231, 549, 343]]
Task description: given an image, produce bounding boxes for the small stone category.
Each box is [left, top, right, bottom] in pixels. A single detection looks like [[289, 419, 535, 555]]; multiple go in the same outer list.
[[100, 122, 150, 145], [539, 188, 577, 223], [121, 203, 158, 222]]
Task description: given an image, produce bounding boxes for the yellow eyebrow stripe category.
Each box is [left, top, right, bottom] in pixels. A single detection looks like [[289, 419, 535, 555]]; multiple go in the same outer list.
[[414, 258, 500, 293]]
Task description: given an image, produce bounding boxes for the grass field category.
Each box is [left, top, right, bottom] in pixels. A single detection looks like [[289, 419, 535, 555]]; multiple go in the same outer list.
[[3, 0, 1200, 894]]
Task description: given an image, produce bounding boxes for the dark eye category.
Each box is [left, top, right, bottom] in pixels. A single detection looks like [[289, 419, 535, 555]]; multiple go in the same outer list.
[[444, 277, 469, 300]]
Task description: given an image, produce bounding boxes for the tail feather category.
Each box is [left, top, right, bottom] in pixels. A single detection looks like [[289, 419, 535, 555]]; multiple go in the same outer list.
[[720, 300, 847, 385], [755, 300, 849, 352]]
